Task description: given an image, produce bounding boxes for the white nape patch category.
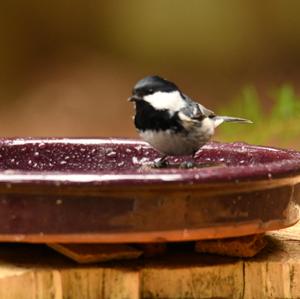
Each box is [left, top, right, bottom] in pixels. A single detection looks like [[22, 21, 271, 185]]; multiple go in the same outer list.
[[144, 91, 186, 112], [213, 118, 224, 127], [201, 117, 215, 134]]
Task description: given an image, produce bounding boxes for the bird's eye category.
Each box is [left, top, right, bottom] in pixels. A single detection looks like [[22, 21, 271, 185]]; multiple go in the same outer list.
[[148, 88, 153, 93]]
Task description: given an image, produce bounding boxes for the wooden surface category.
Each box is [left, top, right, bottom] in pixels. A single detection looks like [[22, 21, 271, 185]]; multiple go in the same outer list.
[[0, 222, 299, 299]]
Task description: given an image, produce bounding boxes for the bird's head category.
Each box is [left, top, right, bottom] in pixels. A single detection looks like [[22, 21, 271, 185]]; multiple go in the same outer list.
[[128, 76, 185, 111]]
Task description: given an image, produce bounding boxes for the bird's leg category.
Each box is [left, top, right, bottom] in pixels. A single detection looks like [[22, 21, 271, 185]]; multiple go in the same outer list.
[[180, 151, 197, 169], [153, 155, 169, 168], [192, 150, 198, 160]]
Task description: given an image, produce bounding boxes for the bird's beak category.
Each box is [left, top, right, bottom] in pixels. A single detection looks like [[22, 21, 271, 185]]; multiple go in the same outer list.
[[128, 95, 141, 102], [128, 96, 135, 102]]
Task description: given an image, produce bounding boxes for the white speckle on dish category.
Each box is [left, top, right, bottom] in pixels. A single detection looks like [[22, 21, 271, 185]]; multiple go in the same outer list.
[[34, 152, 39, 157], [56, 199, 63, 205], [132, 157, 139, 164], [28, 160, 32, 165], [38, 142, 45, 148], [134, 145, 143, 151], [107, 151, 116, 157], [268, 173, 272, 179], [60, 161, 67, 165], [132, 157, 150, 164], [125, 148, 132, 153], [117, 161, 125, 167]]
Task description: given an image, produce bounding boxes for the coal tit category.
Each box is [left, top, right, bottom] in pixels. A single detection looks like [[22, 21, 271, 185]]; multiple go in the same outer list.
[[129, 75, 252, 168]]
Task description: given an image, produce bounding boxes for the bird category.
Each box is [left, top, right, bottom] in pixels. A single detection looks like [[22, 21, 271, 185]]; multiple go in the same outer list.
[[128, 75, 252, 168]]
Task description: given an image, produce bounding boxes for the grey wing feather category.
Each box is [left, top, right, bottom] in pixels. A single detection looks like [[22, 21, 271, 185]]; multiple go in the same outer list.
[[197, 103, 215, 117], [180, 94, 252, 124], [181, 94, 215, 120]]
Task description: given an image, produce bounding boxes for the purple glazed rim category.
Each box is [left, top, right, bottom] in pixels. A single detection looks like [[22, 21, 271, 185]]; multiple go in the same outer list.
[[0, 137, 299, 187]]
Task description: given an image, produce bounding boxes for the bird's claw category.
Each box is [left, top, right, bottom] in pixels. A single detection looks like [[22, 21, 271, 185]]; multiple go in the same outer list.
[[180, 161, 195, 169], [153, 159, 169, 168]]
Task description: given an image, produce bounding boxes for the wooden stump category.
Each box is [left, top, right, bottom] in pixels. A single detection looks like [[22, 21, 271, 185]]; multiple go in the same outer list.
[[0, 222, 299, 298]]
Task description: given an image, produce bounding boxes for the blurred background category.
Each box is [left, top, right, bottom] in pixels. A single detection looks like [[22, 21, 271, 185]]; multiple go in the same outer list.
[[1, 0, 300, 148]]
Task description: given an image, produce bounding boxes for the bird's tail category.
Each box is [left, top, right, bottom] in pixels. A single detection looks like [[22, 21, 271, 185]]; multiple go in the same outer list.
[[213, 116, 253, 127]]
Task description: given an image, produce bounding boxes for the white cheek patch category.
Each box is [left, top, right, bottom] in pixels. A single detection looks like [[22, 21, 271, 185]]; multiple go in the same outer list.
[[144, 91, 186, 111], [201, 117, 215, 135]]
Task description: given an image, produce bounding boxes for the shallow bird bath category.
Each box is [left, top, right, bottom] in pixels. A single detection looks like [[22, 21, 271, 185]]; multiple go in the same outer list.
[[0, 138, 299, 243]]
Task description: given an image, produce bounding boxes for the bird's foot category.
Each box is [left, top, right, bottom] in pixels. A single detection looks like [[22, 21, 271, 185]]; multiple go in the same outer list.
[[153, 158, 169, 168], [180, 161, 195, 169]]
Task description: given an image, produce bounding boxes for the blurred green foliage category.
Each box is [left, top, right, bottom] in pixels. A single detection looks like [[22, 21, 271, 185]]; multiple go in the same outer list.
[[218, 84, 300, 148]]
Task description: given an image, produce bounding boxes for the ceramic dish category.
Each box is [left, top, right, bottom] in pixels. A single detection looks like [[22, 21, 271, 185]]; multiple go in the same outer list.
[[0, 138, 299, 243]]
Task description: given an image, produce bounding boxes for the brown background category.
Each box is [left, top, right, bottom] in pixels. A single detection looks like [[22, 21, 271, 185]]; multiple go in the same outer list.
[[0, 1, 299, 139]]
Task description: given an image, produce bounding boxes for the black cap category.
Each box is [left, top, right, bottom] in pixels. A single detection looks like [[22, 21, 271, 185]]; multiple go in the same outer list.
[[132, 75, 179, 97]]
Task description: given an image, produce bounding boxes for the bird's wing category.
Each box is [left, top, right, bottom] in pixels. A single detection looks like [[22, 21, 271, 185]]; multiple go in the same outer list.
[[197, 103, 215, 118], [180, 94, 215, 120]]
